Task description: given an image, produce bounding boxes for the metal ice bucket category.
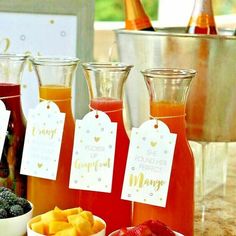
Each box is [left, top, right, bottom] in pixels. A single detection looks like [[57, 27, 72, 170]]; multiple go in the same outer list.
[[115, 28, 236, 142]]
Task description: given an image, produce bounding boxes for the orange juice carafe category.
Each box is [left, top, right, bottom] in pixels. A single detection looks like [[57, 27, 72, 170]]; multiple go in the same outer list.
[[27, 56, 79, 215], [133, 68, 196, 236], [80, 62, 133, 234], [0, 54, 27, 197]]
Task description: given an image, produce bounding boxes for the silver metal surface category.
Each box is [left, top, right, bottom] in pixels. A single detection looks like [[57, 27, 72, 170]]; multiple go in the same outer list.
[[115, 28, 236, 141]]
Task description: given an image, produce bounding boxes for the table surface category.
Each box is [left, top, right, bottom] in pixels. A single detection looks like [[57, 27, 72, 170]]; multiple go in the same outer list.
[[194, 144, 236, 236]]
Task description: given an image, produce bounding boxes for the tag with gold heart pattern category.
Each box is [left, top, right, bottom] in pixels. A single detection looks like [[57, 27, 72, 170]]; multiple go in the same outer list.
[[121, 119, 177, 207], [69, 110, 117, 193], [20, 101, 65, 180], [0, 100, 10, 161]]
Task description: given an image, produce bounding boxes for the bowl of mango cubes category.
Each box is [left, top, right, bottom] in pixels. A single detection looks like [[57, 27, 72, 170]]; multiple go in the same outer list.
[[0, 187, 33, 236], [27, 206, 106, 236]]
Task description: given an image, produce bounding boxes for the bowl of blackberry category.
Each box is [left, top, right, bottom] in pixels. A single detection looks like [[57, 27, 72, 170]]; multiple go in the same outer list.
[[0, 186, 33, 236]]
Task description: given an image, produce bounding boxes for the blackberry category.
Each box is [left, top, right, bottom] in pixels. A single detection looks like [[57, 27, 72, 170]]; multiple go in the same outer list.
[[0, 190, 17, 205], [0, 208, 7, 219], [9, 204, 24, 217], [0, 197, 9, 210], [0, 186, 12, 193], [16, 197, 32, 213]]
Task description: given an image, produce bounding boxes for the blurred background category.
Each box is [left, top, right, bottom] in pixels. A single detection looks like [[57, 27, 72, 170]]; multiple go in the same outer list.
[[95, 0, 236, 21], [94, 0, 236, 62]]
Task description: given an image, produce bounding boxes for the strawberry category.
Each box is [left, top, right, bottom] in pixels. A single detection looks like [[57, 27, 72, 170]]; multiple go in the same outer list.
[[125, 225, 153, 236], [142, 220, 175, 236], [117, 227, 129, 235]]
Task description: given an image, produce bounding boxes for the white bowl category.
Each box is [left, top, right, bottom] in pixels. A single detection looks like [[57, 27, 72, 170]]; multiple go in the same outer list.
[[27, 215, 106, 236], [0, 201, 33, 236]]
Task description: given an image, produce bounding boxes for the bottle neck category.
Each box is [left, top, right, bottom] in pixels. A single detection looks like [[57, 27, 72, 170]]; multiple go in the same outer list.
[[192, 0, 214, 15], [90, 98, 124, 124], [39, 86, 73, 118], [150, 101, 187, 136], [124, 0, 154, 30], [186, 0, 217, 34], [157, 115, 187, 136], [0, 83, 22, 113]]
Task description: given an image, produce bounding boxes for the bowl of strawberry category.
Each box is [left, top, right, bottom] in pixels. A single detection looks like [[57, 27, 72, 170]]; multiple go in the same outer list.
[[109, 220, 183, 236]]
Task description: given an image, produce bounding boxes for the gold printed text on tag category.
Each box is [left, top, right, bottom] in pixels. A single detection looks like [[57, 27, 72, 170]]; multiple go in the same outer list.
[[94, 137, 100, 142], [150, 141, 157, 147]]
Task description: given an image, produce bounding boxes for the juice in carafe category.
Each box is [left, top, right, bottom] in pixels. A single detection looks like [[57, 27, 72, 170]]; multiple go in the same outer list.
[[27, 57, 79, 215], [133, 69, 196, 236], [0, 84, 26, 196], [79, 63, 133, 234], [0, 54, 27, 197]]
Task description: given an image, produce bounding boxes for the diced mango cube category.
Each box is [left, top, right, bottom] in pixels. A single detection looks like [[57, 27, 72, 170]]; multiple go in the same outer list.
[[55, 227, 78, 236], [41, 209, 67, 223], [63, 207, 83, 216], [92, 219, 105, 234], [31, 221, 45, 234], [68, 214, 92, 236], [48, 221, 73, 234], [79, 210, 94, 226]]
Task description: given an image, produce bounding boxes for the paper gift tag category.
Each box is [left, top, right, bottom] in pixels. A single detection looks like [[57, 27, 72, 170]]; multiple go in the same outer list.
[[121, 119, 177, 207], [0, 100, 10, 161], [69, 110, 117, 193], [20, 101, 65, 180]]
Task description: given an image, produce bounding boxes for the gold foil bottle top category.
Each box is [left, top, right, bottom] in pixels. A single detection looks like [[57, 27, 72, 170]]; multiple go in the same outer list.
[[186, 0, 217, 34], [124, 0, 155, 31]]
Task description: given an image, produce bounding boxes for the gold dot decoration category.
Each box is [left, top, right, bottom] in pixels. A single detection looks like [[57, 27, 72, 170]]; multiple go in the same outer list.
[[49, 19, 55, 24]]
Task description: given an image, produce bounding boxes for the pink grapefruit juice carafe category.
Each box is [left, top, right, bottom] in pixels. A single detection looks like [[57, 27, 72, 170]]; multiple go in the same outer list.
[[133, 68, 196, 236], [80, 62, 133, 234], [27, 56, 79, 215]]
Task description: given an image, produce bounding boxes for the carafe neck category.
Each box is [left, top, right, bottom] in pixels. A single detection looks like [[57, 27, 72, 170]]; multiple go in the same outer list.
[[90, 98, 124, 124]]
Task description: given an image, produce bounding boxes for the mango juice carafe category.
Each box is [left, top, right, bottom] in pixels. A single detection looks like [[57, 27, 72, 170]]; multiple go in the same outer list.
[[133, 69, 196, 236], [27, 56, 79, 215], [80, 62, 133, 234], [0, 54, 27, 197]]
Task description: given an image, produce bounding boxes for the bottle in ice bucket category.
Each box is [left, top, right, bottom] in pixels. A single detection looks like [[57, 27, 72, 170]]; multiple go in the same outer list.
[[80, 62, 133, 234], [186, 0, 217, 34], [0, 54, 27, 197], [27, 56, 79, 215], [124, 0, 155, 31], [133, 69, 196, 236]]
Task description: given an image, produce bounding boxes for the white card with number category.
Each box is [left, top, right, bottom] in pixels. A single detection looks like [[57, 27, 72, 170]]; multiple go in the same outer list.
[[20, 101, 65, 180], [121, 119, 177, 207], [69, 110, 117, 192], [0, 100, 10, 161]]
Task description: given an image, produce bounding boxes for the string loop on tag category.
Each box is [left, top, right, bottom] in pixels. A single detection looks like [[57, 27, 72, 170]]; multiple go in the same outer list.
[[0, 95, 21, 100], [150, 114, 186, 129], [89, 104, 123, 114]]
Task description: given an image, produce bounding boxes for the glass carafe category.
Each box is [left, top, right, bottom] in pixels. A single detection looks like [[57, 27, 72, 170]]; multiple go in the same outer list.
[[133, 68, 196, 236], [80, 62, 133, 234], [0, 54, 27, 197], [27, 56, 79, 215]]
